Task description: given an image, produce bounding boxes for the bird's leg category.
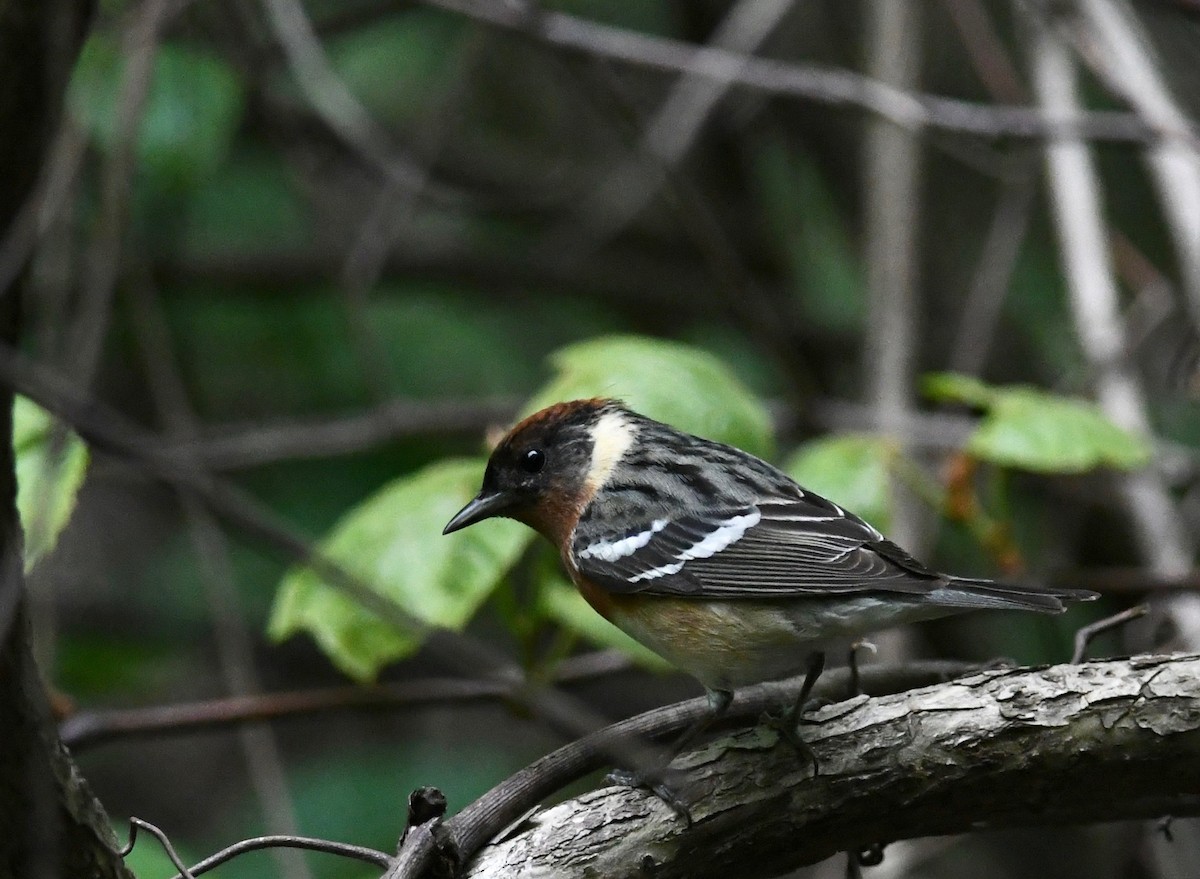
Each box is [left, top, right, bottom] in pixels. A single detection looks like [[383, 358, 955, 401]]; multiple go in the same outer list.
[[667, 688, 734, 757], [847, 639, 876, 698], [763, 650, 825, 773], [607, 688, 734, 823]]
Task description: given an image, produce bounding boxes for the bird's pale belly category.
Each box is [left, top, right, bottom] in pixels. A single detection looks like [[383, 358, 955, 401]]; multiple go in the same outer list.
[[605, 593, 950, 690]]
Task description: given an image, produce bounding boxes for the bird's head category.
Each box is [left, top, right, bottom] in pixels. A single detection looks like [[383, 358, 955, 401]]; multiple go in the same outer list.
[[443, 398, 637, 544]]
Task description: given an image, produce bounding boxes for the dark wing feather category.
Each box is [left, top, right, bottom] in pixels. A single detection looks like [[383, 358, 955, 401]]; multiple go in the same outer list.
[[573, 497, 946, 599]]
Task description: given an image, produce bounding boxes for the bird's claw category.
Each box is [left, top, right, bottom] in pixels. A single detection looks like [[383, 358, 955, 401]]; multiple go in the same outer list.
[[759, 707, 821, 775]]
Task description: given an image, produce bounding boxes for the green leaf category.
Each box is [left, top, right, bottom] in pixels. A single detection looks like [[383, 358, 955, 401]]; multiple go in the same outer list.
[[269, 459, 533, 681], [921, 372, 997, 408], [537, 574, 672, 672], [13, 396, 89, 570], [782, 434, 895, 533], [69, 37, 243, 191], [924, 372, 1151, 473], [525, 335, 774, 458], [969, 389, 1150, 473]]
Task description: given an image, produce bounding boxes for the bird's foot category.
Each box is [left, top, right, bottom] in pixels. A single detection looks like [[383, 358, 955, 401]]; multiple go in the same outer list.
[[759, 706, 821, 775], [605, 767, 693, 825]]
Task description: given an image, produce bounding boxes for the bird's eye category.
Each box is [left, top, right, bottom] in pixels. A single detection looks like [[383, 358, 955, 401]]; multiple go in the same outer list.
[[520, 448, 545, 474]]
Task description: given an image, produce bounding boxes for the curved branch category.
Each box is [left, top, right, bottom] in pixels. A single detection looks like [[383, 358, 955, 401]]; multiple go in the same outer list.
[[460, 654, 1200, 878]]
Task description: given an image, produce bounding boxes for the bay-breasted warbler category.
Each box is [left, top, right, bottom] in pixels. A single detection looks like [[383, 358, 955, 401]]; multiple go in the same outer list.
[[444, 398, 1096, 752]]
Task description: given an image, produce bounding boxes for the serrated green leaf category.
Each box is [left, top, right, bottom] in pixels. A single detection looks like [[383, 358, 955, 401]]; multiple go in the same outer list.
[[537, 574, 672, 672], [69, 37, 243, 190], [782, 434, 895, 533], [525, 336, 774, 458], [269, 459, 533, 681], [13, 396, 89, 570], [969, 389, 1150, 473], [921, 372, 997, 408]]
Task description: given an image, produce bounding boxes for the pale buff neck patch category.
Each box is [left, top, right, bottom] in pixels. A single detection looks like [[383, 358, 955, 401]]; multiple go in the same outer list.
[[585, 408, 637, 493]]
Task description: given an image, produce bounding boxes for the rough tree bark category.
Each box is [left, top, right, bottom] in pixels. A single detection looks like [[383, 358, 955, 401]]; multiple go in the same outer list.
[[462, 654, 1200, 878], [0, 1, 133, 878]]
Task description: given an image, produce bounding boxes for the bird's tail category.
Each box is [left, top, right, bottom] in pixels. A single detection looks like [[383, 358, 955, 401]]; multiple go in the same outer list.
[[928, 576, 1098, 614]]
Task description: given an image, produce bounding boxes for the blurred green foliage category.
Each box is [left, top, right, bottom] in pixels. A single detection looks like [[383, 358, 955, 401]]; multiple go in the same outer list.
[[753, 138, 866, 334], [69, 35, 243, 192], [13, 396, 89, 570], [924, 372, 1151, 473]]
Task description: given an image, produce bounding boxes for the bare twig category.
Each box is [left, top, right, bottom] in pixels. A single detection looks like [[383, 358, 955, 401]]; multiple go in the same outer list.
[[171, 395, 981, 472], [1053, 567, 1200, 593], [418, 0, 1172, 144], [1029, 9, 1196, 581], [166, 833, 391, 878], [171, 396, 519, 470], [67, 0, 181, 384], [61, 650, 634, 750], [1071, 604, 1149, 662], [1056, 0, 1200, 328], [539, 0, 796, 264], [943, 0, 1028, 103], [127, 272, 311, 879], [120, 819, 195, 879], [260, 0, 429, 191], [950, 181, 1036, 374], [0, 119, 88, 298], [863, 0, 925, 557]]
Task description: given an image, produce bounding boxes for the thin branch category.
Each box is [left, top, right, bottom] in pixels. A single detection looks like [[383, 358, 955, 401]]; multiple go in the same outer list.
[[174, 396, 519, 471], [0, 119, 88, 298], [538, 0, 796, 264], [260, 0, 429, 192], [127, 272, 311, 879], [863, 0, 925, 555], [949, 181, 1036, 374], [1053, 567, 1200, 593], [1058, 0, 1200, 329], [67, 0, 180, 384], [1029, 7, 1196, 581], [121, 819, 195, 879], [166, 833, 392, 878], [1071, 604, 1149, 662], [173, 396, 981, 473], [418, 0, 1174, 144], [943, 0, 1028, 103], [61, 650, 635, 751]]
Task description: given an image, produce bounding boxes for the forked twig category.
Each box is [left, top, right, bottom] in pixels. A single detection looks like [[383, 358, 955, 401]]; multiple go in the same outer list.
[[1072, 605, 1149, 663]]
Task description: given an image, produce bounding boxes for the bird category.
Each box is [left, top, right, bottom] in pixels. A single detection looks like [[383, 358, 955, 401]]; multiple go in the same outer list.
[[443, 398, 1096, 769]]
